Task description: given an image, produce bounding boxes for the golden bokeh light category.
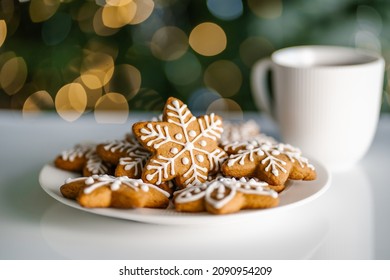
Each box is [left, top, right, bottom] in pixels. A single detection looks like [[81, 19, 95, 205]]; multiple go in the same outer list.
[[151, 26, 189, 61], [84, 38, 119, 61], [73, 76, 103, 110], [206, 98, 243, 120], [29, 0, 61, 23], [0, 20, 6, 47], [248, 0, 283, 19], [204, 60, 242, 97], [77, 2, 99, 33], [101, 1, 137, 28], [0, 56, 27, 96], [94, 92, 129, 123], [93, 7, 120, 36], [104, 64, 141, 100], [129, 0, 154, 25], [80, 52, 115, 90], [239, 36, 274, 67], [106, 0, 134, 6], [0, 0, 15, 23], [189, 22, 227, 56], [23, 90, 54, 115], [55, 83, 87, 122], [0, 51, 16, 66]]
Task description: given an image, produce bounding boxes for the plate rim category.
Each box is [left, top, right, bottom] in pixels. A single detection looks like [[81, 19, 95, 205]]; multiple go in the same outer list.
[[38, 159, 331, 225]]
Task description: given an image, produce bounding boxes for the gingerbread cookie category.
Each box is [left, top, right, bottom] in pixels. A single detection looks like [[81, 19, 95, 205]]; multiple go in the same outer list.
[[222, 141, 291, 186], [222, 140, 315, 186], [276, 143, 316, 181], [220, 119, 261, 143], [132, 97, 227, 189], [60, 175, 170, 209], [55, 143, 112, 177], [83, 150, 113, 177], [54, 144, 94, 172], [96, 136, 151, 179], [174, 177, 279, 215]]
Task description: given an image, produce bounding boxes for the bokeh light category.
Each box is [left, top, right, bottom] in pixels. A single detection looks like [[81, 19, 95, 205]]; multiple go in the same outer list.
[[164, 52, 201, 86], [239, 36, 274, 67], [206, 98, 243, 120], [129, 0, 155, 25], [104, 64, 141, 100], [84, 38, 119, 60], [22, 90, 54, 116], [80, 52, 115, 90], [72, 76, 103, 110], [151, 26, 188, 61], [1, 0, 390, 116], [0, 20, 6, 47], [0, 56, 27, 96], [188, 87, 221, 113], [204, 60, 242, 97], [55, 83, 87, 122], [101, 1, 136, 28], [189, 22, 227, 56], [248, 0, 283, 19], [77, 2, 99, 33], [93, 7, 120, 36], [94, 92, 129, 123], [206, 0, 243, 21], [29, 0, 60, 23]]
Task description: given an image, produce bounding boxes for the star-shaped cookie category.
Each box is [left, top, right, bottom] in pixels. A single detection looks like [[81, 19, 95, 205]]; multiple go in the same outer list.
[[132, 97, 227, 188], [221, 140, 316, 186]]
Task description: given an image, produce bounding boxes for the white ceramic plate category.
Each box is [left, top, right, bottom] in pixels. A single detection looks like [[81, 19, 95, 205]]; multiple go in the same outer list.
[[39, 159, 331, 225]]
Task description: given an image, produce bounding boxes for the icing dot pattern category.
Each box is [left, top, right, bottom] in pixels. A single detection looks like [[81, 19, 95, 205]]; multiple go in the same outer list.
[[133, 97, 227, 187]]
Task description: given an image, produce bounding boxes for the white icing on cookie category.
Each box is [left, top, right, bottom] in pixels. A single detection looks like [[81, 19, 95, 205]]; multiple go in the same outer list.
[[174, 177, 277, 209], [65, 175, 170, 197], [137, 98, 227, 186]]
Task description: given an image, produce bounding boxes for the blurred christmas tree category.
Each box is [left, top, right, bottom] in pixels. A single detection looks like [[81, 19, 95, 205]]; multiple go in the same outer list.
[[0, 0, 389, 121]]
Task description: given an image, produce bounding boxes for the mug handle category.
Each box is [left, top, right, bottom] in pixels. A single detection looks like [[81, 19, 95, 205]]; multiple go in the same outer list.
[[251, 58, 275, 119]]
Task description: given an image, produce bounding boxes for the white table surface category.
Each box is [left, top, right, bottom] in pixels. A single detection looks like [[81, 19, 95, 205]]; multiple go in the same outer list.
[[1, 111, 389, 260]]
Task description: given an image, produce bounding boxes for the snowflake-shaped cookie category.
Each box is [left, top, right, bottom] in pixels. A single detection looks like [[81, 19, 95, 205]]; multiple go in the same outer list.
[[133, 97, 227, 188], [54, 143, 94, 172], [83, 149, 113, 176], [96, 136, 150, 179], [222, 140, 316, 185], [60, 175, 170, 209], [174, 177, 279, 214], [55, 143, 112, 176]]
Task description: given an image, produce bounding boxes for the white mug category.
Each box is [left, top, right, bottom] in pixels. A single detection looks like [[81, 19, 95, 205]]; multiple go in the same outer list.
[[251, 45, 385, 171]]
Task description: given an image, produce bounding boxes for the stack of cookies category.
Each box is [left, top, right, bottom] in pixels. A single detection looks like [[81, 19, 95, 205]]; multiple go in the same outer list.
[[56, 97, 316, 215]]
